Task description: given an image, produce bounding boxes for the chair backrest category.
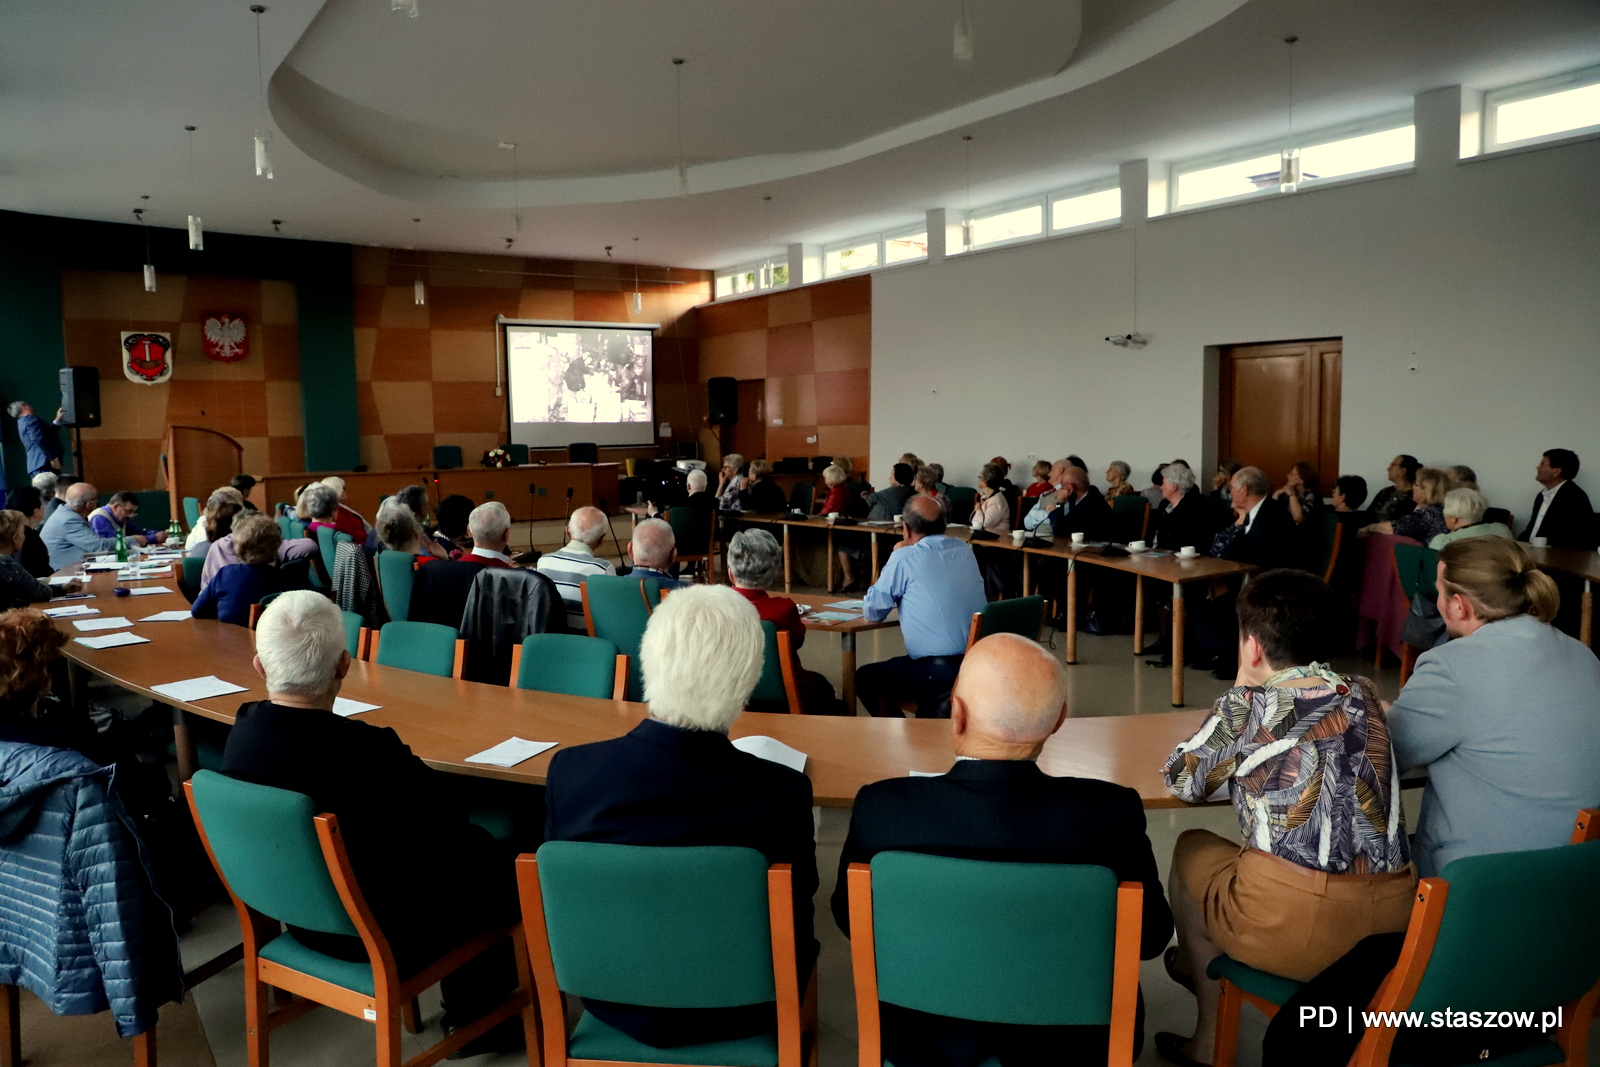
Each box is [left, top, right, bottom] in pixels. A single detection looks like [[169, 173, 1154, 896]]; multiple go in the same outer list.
[[868, 852, 1123, 1026], [340, 610, 366, 660], [1393, 543, 1427, 600], [788, 480, 814, 514], [665, 506, 711, 560], [1317, 511, 1343, 581], [514, 633, 621, 698], [534, 841, 776, 1009], [750, 621, 787, 706], [582, 575, 651, 700], [568, 442, 599, 465], [506, 443, 530, 465], [1110, 495, 1149, 543], [186, 770, 358, 937], [973, 596, 1045, 647], [432, 444, 463, 469], [373, 620, 460, 677], [1417, 547, 1440, 602], [315, 526, 340, 580], [1410, 840, 1600, 1014], [183, 496, 201, 529], [945, 486, 977, 525], [375, 549, 415, 623]]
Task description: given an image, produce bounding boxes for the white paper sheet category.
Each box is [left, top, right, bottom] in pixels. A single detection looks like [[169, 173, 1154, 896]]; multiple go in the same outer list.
[[464, 737, 557, 768], [116, 567, 171, 580], [731, 735, 807, 773], [49, 594, 94, 602], [75, 632, 150, 649], [332, 698, 382, 718], [126, 587, 175, 597], [150, 676, 250, 702], [47, 576, 82, 587], [85, 561, 129, 572], [140, 610, 194, 622], [824, 599, 865, 610], [72, 616, 133, 631], [42, 605, 100, 618]]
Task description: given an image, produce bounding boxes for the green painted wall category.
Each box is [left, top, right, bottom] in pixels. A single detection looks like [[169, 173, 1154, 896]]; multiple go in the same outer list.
[[294, 246, 360, 471], [0, 213, 69, 491]]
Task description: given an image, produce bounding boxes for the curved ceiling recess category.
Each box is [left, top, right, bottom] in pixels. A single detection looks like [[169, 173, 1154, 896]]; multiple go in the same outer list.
[[273, 0, 1246, 209]]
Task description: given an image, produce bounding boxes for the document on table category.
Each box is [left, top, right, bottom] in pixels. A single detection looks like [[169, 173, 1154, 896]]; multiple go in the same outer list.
[[150, 676, 250, 702], [126, 586, 175, 597], [117, 567, 172, 580], [140, 610, 194, 622], [75, 632, 150, 649], [43, 605, 100, 618], [332, 697, 382, 718], [731, 735, 807, 773], [824, 599, 865, 610], [49, 594, 94, 602], [808, 611, 861, 623], [464, 737, 558, 768], [861, 520, 897, 526], [72, 616, 132, 631], [85, 561, 129, 572], [47, 576, 82, 587]]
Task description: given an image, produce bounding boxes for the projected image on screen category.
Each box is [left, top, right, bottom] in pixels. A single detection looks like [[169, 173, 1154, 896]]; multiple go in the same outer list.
[[504, 322, 655, 448]]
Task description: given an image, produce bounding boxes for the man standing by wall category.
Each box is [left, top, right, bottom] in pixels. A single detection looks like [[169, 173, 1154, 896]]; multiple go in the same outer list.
[[7, 401, 65, 477]]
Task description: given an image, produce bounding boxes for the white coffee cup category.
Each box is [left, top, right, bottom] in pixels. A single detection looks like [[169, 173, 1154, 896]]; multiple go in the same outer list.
[[1179, 546, 1199, 559], [827, 512, 839, 521], [893, 514, 903, 524], [1011, 530, 1026, 546], [1531, 536, 1549, 548], [1128, 540, 1147, 551], [1071, 531, 1086, 544]]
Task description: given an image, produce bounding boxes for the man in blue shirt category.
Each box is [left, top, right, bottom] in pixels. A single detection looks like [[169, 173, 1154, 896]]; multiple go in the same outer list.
[[41, 481, 117, 570], [7, 401, 66, 476], [87, 491, 166, 546], [856, 495, 986, 717]]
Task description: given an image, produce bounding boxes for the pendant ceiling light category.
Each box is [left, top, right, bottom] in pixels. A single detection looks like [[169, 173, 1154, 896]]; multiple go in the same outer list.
[[184, 125, 203, 250], [411, 218, 426, 305], [1278, 35, 1301, 192], [135, 197, 156, 292], [673, 59, 689, 197], [953, 0, 974, 66], [759, 196, 775, 288], [631, 237, 643, 313], [251, 5, 274, 179], [961, 135, 975, 251]]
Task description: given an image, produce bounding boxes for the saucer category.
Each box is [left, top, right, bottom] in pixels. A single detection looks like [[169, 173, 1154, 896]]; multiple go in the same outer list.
[[1126, 545, 1147, 554]]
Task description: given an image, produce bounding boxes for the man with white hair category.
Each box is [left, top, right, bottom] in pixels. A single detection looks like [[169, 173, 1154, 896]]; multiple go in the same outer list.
[[221, 591, 523, 1056], [544, 584, 818, 1049], [1020, 458, 1069, 541], [833, 634, 1173, 1067], [40, 481, 116, 569], [318, 475, 370, 543], [465, 501, 515, 568], [536, 505, 616, 630], [628, 516, 685, 590], [1151, 462, 1216, 554]]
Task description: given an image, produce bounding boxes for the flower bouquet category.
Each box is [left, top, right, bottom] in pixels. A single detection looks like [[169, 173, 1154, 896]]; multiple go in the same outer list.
[[482, 447, 512, 469]]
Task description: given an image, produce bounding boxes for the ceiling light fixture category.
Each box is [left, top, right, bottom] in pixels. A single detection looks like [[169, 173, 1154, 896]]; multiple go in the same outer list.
[[271, 219, 282, 233], [391, 0, 419, 17], [135, 196, 156, 292], [411, 218, 426, 305], [251, 5, 274, 179], [759, 196, 775, 288], [631, 237, 643, 313], [184, 125, 203, 250], [953, 0, 974, 66], [673, 59, 689, 197], [499, 142, 522, 233], [961, 135, 975, 251], [1279, 35, 1301, 192]]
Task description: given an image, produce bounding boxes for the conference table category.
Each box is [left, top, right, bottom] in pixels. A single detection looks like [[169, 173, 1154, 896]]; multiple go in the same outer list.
[[48, 560, 1211, 810], [736, 513, 903, 591], [1523, 544, 1600, 647]]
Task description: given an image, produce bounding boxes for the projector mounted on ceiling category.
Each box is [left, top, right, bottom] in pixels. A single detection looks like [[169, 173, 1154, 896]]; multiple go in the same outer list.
[[1105, 333, 1148, 349]]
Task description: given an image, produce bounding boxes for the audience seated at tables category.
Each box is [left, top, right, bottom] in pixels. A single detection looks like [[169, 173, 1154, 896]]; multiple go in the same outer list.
[[1389, 538, 1600, 878], [715, 452, 746, 513], [1445, 464, 1478, 490], [190, 514, 299, 627], [1400, 488, 1515, 651], [1271, 462, 1322, 526], [0, 510, 65, 610], [319, 476, 371, 543], [727, 529, 843, 715], [463, 502, 515, 568], [1046, 466, 1114, 542], [1020, 459, 1067, 541], [819, 463, 851, 518], [1519, 447, 1594, 548], [1160, 569, 1415, 1067], [1023, 459, 1053, 498], [969, 462, 1011, 535], [88, 491, 165, 547], [299, 483, 342, 538], [536, 506, 617, 632], [1206, 460, 1241, 510], [434, 493, 474, 557], [834, 633, 1173, 1067], [1210, 467, 1298, 569], [1331, 474, 1368, 512], [856, 495, 986, 718], [40, 481, 116, 570], [5, 488, 54, 578], [627, 517, 684, 590], [865, 462, 917, 522], [543, 584, 818, 1049], [1369, 454, 1420, 523], [738, 458, 788, 514], [221, 591, 523, 1056], [200, 514, 318, 593], [912, 465, 950, 518], [1362, 466, 1448, 542], [1103, 459, 1138, 501], [230, 473, 259, 511], [680, 467, 714, 512]]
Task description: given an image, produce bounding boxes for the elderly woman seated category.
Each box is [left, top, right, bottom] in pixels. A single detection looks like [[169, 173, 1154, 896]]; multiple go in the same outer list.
[[971, 462, 1011, 536], [1361, 466, 1449, 542], [191, 514, 302, 627], [0, 509, 71, 611], [727, 529, 845, 714], [1103, 460, 1137, 501], [1398, 488, 1515, 651], [186, 488, 245, 557], [376, 498, 447, 562], [300, 484, 342, 536]]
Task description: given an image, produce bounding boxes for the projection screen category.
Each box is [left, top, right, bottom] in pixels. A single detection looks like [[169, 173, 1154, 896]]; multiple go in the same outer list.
[[502, 319, 657, 449]]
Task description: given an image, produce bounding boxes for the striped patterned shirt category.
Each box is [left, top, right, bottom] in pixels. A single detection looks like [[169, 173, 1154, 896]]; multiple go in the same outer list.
[[536, 541, 615, 632]]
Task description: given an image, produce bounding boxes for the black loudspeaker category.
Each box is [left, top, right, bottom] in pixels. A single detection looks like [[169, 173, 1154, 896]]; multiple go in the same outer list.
[[707, 376, 738, 424], [568, 442, 599, 464], [58, 366, 101, 428]]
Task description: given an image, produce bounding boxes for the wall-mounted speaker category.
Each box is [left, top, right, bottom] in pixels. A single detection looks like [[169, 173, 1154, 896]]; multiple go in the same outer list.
[[707, 376, 738, 424], [58, 366, 101, 428]]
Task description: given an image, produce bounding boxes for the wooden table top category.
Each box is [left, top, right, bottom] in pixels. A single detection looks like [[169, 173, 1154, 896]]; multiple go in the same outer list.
[[48, 559, 1211, 809], [1523, 544, 1600, 583], [783, 591, 900, 634]]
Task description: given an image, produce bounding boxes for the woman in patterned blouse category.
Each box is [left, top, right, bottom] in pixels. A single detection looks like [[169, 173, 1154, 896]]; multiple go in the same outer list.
[[1156, 569, 1416, 1067], [1361, 466, 1450, 543]]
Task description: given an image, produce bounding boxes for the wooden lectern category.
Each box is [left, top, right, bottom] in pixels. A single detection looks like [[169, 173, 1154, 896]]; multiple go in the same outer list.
[[163, 426, 244, 530]]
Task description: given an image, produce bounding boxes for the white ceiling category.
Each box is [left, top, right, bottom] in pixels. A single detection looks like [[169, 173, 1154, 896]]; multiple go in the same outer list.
[[0, 0, 1596, 272]]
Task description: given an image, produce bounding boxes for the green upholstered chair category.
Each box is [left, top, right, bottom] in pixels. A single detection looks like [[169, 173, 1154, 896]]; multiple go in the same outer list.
[[748, 621, 801, 714], [375, 550, 415, 624], [848, 852, 1144, 1067], [944, 485, 977, 525], [1418, 547, 1440, 601], [580, 576, 652, 700], [1210, 810, 1600, 1067], [180, 554, 206, 602], [370, 621, 464, 678], [516, 842, 815, 1067], [183, 496, 201, 530], [432, 445, 463, 470], [666, 505, 715, 582], [965, 595, 1045, 651], [183, 771, 533, 1067], [340, 610, 368, 661], [1393, 542, 1430, 683], [511, 633, 625, 700], [1111, 494, 1151, 543], [276, 514, 305, 543], [788, 480, 814, 515], [506, 443, 530, 465], [314, 527, 352, 586]]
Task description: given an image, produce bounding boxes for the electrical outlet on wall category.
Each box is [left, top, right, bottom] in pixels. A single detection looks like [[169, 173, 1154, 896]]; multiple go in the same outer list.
[[806, 435, 817, 444], [772, 418, 784, 426]]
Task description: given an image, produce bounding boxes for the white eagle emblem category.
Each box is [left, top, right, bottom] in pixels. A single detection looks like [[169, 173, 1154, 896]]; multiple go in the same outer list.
[[202, 313, 249, 363]]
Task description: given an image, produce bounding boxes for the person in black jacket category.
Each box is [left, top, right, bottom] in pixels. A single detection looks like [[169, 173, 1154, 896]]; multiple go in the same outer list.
[[1045, 467, 1115, 542], [737, 458, 789, 514], [220, 591, 522, 1056], [1194, 467, 1300, 675], [4, 488, 53, 578], [1143, 464, 1220, 665], [544, 584, 817, 1050], [1518, 448, 1595, 637], [833, 633, 1172, 1067]]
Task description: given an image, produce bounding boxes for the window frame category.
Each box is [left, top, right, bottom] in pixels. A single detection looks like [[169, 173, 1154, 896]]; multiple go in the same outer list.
[[962, 194, 1048, 252], [714, 253, 790, 299], [1046, 180, 1122, 236], [822, 235, 883, 279], [881, 224, 930, 266], [1485, 64, 1600, 151], [1169, 110, 1415, 212]]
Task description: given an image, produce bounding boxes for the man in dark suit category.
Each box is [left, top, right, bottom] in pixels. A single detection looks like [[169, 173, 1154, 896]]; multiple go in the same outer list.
[[544, 585, 818, 1049], [220, 591, 521, 1056], [865, 463, 917, 521], [1519, 448, 1595, 636], [833, 633, 1172, 1067], [1045, 466, 1114, 542], [1144, 463, 1220, 665], [1194, 466, 1299, 674]]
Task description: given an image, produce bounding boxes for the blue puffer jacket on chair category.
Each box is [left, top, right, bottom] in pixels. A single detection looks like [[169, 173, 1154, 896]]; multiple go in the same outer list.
[[0, 740, 184, 1036]]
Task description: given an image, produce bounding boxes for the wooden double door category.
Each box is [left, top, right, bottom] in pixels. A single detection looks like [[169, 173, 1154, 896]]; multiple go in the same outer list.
[[1217, 339, 1342, 486]]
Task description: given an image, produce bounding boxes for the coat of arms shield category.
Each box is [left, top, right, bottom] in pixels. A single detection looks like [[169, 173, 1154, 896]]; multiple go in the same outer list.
[[121, 332, 173, 385]]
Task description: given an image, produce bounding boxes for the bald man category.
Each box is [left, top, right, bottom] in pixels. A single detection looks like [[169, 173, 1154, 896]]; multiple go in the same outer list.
[[41, 480, 117, 569], [628, 517, 686, 590], [537, 505, 618, 630], [833, 634, 1173, 1067]]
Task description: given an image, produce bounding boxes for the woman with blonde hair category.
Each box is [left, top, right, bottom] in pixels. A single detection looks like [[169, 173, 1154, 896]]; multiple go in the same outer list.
[[1361, 466, 1449, 542], [1390, 537, 1599, 876]]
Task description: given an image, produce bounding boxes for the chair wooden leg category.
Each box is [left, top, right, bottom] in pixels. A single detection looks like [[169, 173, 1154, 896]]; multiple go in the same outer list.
[[375, 998, 404, 1067], [244, 967, 271, 1067], [511, 920, 543, 1063], [1212, 978, 1243, 1067], [134, 1027, 156, 1067], [0, 984, 19, 1067], [401, 996, 422, 1035]]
